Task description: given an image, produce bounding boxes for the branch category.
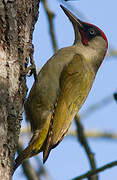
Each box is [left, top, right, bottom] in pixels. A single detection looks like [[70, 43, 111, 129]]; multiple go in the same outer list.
[[72, 160, 117, 180], [106, 49, 117, 58], [80, 95, 113, 120], [67, 130, 117, 140], [75, 115, 98, 180], [20, 127, 117, 140], [42, 0, 58, 52]]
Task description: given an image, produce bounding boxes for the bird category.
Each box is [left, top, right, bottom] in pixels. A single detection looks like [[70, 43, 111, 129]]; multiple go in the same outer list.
[[13, 4, 108, 172]]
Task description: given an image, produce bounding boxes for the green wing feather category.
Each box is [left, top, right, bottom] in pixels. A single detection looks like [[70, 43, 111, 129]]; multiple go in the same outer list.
[[43, 54, 94, 162]]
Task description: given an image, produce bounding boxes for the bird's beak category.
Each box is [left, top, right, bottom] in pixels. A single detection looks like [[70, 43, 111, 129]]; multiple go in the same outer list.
[[60, 5, 84, 30]]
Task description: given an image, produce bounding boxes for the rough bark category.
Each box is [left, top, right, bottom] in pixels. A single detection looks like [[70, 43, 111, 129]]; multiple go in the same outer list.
[[0, 0, 40, 179]]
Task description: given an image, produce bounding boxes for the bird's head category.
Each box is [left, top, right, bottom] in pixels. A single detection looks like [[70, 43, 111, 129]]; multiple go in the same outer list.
[[60, 5, 108, 72]]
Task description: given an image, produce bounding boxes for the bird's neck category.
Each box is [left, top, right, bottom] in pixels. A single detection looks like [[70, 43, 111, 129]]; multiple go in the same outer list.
[[74, 38, 107, 74]]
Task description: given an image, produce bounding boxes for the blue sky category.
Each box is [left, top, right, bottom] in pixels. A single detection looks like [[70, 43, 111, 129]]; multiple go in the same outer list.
[[13, 0, 117, 180]]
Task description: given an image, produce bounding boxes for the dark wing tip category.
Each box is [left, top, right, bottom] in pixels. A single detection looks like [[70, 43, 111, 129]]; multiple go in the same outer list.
[[60, 4, 63, 8], [60, 4, 67, 13], [43, 147, 51, 164], [12, 162, 18, 175], [12, 155, 23, 175], [13, 144, 33, 173]]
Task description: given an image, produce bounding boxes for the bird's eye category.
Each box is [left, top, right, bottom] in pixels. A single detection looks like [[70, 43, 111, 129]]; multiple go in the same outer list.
[[89, 28, 96, 35]]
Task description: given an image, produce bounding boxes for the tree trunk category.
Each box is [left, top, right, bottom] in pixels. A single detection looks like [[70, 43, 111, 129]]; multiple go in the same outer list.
[[0, 0, 40, 179]]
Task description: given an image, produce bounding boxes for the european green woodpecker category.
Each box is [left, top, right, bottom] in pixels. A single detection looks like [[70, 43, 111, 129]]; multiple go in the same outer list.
[[14, 5, 108, 171]]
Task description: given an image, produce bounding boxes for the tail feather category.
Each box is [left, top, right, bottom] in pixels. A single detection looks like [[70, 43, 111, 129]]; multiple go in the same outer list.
[[13, 131, 42, 174], [13, 144, 33, 173]]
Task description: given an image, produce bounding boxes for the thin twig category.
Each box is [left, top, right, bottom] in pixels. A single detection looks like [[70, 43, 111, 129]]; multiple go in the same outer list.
[[75, 115, 98, 180], [106, 49, 117, 58], [42, 0, 58, 52], [35, 156, 55, 180], [20, 127, 117, 140], [72, 160, 117, 180], [67, 130, 117, 140], [80, 95, 113, 120]]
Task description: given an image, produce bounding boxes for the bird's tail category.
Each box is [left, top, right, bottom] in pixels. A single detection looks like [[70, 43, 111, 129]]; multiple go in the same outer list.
[[13, 130, 42, 174], [13, 144, 33, 173]]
